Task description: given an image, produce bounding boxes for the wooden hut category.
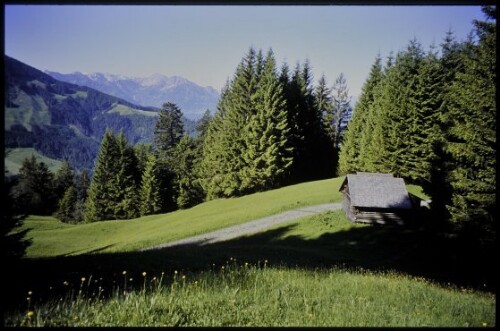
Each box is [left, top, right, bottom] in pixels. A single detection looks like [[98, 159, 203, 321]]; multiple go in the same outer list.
[[339, 172, 413, 224]]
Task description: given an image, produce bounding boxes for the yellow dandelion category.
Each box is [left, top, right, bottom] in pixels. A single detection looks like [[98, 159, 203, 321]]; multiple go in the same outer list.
[[142, 272, 147, 277], [122, 271, 127, 275], [81, 277, 86, 282], [26, 311, 34, 318]]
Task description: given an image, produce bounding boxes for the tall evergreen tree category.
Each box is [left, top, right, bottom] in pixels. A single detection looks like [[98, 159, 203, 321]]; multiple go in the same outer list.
[[381, 39, 425, 179], [56, 186, 77, 223], [85, 130, 120, 222], [12, 155, 57, 215], [153, 102, 185, 155], [171, 136, 205, 209], [200, 48, 293, 198], [113, 132, 140, 219], [139, 153, 162, 216], [240, 49, 293, 192], [444, 6, 496, 234], [426, 30, 466, 221], [331, 73, 352, 149], [195, 110, 212, 142], [153, 102, 186, 212], [339, 55, 384, 174], [315, 74, 334, 144], [54, 161, 75, 202]]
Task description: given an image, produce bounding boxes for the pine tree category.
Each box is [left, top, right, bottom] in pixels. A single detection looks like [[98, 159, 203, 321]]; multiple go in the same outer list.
[[56, 186, 77, 223], [444, 6, 496, 234], [154, 102, 185, 155], [195, 110, 212, 142], [12, 156, 57, 215], [331, 73, 352, 149], [315, 74, 334, 144], [200, 48, 293, 198], [139, 153, 162, 216], [382, 39, 425, 179], [240, 49, 293, 193], [133, 143, 154, 177], [339, 55, 384, 174], [75, 169, 90, 201], [113, 132, 140, 219], [85, 130, 120, 222], [171, 136, 204, 209], [425, 30, 466, 221], [54, 161, 75, 202], [200, 48, 257, 198]]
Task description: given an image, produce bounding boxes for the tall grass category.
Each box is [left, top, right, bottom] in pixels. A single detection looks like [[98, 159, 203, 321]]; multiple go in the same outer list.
[[6, 262, 494, 327]]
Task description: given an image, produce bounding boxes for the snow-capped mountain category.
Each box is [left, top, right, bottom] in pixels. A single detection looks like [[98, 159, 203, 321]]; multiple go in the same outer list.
[[45, 71, 220, 120]]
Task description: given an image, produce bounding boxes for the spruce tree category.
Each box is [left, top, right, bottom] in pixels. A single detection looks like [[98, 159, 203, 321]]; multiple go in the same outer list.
[[154, 102, 185, 155], [56, 186, 77, 223], [339, 55, 384, 174], [85, 130, 120, 222], [153, 102, 186, 211], [240, 49, 293, 192], [331, 73, 352, 149], [200, 48, 257, 198], [113, 132, 140, 219], [54, 161, 75, 202], [139, 153, 162, 216], [315, 74, 334, 144], [171, 136, 204, 209], [200, 48, 294, 198], [13, 156, 57, 215], [444, 6, 496, 234], [381, 39, 425, 179]]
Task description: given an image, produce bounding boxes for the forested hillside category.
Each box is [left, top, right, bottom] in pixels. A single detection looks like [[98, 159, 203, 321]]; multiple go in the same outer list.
[[4, 56, 196, 170], [339, 6, 496, 236]]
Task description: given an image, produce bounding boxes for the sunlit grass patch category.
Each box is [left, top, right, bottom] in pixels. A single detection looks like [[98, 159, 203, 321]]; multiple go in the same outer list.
[[5, 262, 495, 327]]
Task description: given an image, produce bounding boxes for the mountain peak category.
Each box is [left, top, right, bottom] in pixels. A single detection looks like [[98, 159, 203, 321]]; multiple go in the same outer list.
[[44, 70, 219, 120]]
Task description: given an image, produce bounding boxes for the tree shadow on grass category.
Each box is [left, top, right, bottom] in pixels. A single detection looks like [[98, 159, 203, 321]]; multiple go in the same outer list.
[[5, 214, 495, 312]]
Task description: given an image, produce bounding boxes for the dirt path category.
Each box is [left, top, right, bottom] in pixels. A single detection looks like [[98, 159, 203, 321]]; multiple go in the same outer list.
[[142, 203, 342, 251]]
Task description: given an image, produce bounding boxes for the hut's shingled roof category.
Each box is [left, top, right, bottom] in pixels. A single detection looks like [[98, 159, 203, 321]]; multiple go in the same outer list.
[[343, 172, 413, 209]]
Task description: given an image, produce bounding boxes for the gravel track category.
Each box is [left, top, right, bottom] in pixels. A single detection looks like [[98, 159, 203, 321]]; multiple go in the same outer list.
[[142, 203, 342, 251]]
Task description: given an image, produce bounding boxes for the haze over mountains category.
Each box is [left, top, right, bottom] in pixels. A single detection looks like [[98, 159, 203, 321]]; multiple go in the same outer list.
[[45, 71, 220, 120]]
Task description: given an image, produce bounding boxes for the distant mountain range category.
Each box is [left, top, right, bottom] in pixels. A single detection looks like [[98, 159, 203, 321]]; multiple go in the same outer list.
[[45, 71, 220, 120], [4, 55, 196, 171]]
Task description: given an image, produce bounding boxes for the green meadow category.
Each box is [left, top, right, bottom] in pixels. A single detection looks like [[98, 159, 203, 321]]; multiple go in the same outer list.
[[5, 178, 495, 327]]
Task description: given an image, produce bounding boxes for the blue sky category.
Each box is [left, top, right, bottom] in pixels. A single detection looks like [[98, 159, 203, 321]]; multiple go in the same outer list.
[[5, 5, 485, 98]]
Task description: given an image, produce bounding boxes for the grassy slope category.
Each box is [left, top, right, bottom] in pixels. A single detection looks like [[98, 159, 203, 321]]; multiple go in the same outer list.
[[5, 148, 64, 176], [22, 177, 344, 257], [7, 210, 495, 327]]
